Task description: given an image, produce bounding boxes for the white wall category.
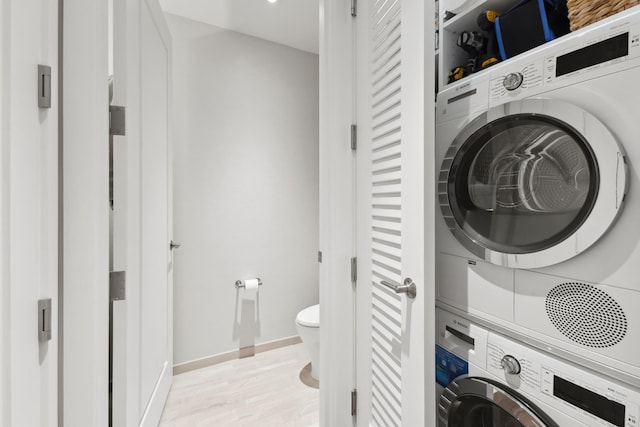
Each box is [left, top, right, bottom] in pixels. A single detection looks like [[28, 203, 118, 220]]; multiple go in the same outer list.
[[166, 14, 320, 365]]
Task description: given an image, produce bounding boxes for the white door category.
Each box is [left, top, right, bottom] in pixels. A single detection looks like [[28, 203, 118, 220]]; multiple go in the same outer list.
[[111, 0, 173, 425], [0, 0, 59, 425], [355, 0, 435, 425]]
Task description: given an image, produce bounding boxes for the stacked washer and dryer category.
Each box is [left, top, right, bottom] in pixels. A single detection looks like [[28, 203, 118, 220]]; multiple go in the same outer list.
[[435, 6, 640, 426]]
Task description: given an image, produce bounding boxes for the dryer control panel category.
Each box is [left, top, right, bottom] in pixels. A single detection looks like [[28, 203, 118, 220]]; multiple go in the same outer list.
[[488, 11, 640, 105], [487, 332, 640, 427]]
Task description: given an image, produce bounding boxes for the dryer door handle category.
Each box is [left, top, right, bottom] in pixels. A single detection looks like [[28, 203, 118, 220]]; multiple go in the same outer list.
[[616, 152, 628, 209]]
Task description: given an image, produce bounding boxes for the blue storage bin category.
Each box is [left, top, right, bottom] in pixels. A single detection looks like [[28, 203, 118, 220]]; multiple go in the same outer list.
[[495, 0, 570, 60]]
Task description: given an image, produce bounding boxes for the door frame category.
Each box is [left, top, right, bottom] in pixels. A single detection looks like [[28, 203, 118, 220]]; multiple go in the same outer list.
[[2, 0, 60, 424], [63, 0, 173, 425], [61, 0, 435, 425], [62, 0, 110, 425], [319, 0, 357, 425]]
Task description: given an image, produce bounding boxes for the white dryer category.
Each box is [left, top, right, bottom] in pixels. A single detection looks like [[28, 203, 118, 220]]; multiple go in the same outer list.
[[435, 307, 640, 427], [435, 7, 640, 387]]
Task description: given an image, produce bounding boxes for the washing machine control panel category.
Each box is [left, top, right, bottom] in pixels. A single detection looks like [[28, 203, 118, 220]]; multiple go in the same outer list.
[[500, 354, 521, 375], [489, 13, 640, 105], [489, 60, 544, 101], [487, 332, 640, 427]]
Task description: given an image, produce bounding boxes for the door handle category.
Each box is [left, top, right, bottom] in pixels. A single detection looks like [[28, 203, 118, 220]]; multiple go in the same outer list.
[[169, 240, 181, 250], [380, 278, 417, 299]]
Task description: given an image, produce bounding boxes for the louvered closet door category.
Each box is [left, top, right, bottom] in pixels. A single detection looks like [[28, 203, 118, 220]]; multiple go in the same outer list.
[[355, 0, 429, 425]]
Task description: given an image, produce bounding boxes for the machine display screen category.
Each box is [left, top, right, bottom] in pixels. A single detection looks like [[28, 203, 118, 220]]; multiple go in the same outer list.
[[556, 32, 629, 77], [553, 376, 626, 427]]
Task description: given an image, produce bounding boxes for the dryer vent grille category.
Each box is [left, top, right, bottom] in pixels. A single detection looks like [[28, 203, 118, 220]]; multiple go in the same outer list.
[[545, 282, 627, 348]]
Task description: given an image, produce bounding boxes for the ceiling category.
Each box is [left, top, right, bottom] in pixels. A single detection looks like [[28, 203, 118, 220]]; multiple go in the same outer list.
[[159, 0, 320, 54]]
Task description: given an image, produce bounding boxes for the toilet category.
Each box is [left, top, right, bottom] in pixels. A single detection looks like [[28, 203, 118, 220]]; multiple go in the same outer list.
[[295, 304, 320, 381]]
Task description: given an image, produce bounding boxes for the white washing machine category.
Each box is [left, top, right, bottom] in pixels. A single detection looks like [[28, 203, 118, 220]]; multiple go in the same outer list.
[[436, 307, 640, 427], [435, 7, 640, 387]]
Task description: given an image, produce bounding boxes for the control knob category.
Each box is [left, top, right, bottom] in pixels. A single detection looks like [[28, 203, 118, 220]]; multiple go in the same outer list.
[[501, 355, 521, 375], [503, 72, 524, 91]]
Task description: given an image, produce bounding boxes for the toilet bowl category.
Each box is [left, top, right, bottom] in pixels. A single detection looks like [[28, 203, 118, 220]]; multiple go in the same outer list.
[[295, 304, 320, 381]]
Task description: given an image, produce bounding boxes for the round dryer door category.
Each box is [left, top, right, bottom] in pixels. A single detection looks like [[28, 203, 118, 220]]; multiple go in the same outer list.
[[438, 377, 559, 427], [439, 98, 627, 268]]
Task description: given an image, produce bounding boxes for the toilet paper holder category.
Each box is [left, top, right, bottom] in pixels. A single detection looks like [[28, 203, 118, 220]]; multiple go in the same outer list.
[[235, 278, 263, 288]]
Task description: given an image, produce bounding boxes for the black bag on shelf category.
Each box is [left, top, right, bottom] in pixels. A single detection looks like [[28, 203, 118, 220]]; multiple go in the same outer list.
[[495, 0, 569, 60]]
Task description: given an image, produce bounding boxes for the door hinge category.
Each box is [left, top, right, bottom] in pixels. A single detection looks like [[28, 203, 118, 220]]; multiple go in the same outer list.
[[318, 251, 323, 263], [350, 124, 357, 151], [109, 105, 126, 136], [350, 256, 357, 283], [109, 271, 126, 301], [38, 298, 52, 342], [351, 389, 358, 416], [109, 132, 114, 209], [351, 0, 357, 17], [38, 64, 52, 108]]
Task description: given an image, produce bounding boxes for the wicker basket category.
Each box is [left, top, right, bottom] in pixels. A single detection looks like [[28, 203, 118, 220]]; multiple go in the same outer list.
[[567, 0, 640, 31]]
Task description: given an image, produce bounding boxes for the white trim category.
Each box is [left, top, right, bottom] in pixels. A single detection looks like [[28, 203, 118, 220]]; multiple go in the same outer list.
[[0, 2, 9, 424], [355, 0, 373, 421], [399, 0, 431, 424], [63, 0, 109, 425], [172, 336, 303, 375], [319, 0, 356, 425], [112, 0, 142, 425]]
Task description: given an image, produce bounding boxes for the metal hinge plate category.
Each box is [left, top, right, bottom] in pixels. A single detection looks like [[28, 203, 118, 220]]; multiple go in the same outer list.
[[350, 124, 357, 151], [351, 257, 357, 283], [110, 271, 126, 301], [38, 298, 52, 342], [351, 389, 357, 416], [318, 251, 323, 263], [351, 0, 357, 17], [109, 105, 126, 136], [38, 64, 52, 108]]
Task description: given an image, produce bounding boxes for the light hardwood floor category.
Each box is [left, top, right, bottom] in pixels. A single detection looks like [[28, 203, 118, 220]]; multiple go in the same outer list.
[[159, 343, 319, 427]]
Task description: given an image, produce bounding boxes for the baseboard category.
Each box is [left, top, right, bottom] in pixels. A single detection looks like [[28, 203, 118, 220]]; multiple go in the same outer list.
[[173, 335, 303, 375]]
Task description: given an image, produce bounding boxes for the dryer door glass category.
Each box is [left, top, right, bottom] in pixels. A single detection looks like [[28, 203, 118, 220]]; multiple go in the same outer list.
[[447, 114, 599, 254], [448, 396, 531, 426], [440, 377, 556, 427]]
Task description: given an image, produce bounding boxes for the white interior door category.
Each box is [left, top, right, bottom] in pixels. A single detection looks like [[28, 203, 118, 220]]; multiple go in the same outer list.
[[112, 0, 173, 425], [355, 0, 435, 425]]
